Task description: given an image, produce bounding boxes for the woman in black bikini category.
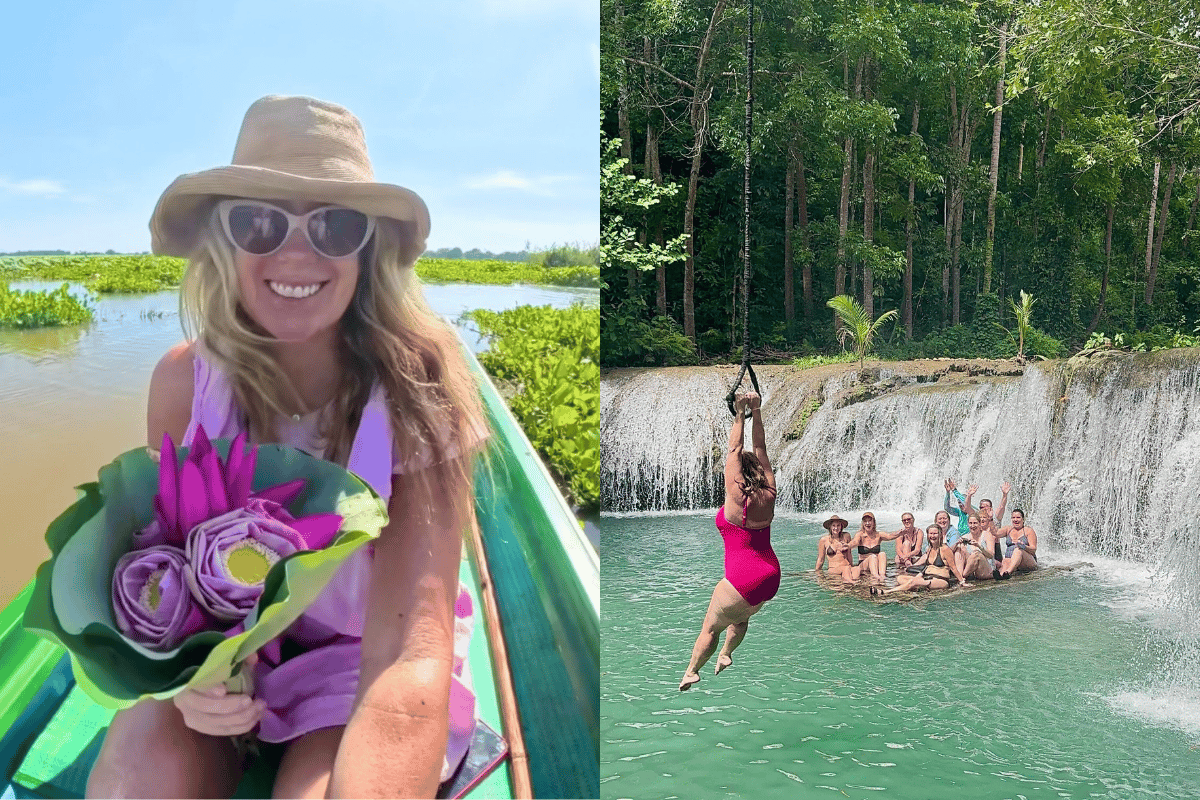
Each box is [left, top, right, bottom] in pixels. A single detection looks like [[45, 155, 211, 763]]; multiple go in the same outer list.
[[874, 526, 969, 595], [815, 515, 860, 584], [995, 508, 1038, 578], [848, 512, 905, 584]]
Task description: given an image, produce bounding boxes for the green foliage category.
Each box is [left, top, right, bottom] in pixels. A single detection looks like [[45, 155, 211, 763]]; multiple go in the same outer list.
[[417, 258, 599, 287], [998, 290, 1038, 357], [1086, 327, 1200, 353], [826, 295, 900, 369], [0, 255, 184, 293], [528, 244, 599, 268], [466, 305, 599, 512], [0, 283, 94, 328], [600, 299, 697, 367], [600, 121, 688, 285], [791, 352, 858, 370]]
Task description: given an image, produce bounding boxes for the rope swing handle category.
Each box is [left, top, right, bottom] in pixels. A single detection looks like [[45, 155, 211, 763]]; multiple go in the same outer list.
[[725, 363, 760, 418]]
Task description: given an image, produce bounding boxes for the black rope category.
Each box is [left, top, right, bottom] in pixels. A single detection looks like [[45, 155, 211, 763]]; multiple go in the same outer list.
[[726, 0, 756, 418], [726, 0, 755, 417]]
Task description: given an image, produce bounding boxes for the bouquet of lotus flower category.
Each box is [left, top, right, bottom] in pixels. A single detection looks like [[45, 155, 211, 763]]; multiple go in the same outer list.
[[23, 425, 387, 709]]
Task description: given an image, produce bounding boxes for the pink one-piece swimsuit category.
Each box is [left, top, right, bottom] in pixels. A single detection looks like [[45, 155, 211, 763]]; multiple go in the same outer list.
[[716, 496, 780, 606]]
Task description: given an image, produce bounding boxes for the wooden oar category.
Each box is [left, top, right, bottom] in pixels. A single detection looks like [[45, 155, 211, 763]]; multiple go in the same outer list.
[[465, 517, 532, 798]]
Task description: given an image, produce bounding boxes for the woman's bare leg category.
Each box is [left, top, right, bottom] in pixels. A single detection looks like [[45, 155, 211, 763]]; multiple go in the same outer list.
[[715, 621, 749, 675], [680, 579, 755, 690], [87, 698, 243, 799], [273, 726, 344, 799]]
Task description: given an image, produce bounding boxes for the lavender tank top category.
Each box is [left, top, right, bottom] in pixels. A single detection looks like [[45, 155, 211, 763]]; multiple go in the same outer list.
[[182, 348, 397, 638]]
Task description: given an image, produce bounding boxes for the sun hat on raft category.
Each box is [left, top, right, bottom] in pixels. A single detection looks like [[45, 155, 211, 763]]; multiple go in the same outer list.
[[149, 95, 429, 265]]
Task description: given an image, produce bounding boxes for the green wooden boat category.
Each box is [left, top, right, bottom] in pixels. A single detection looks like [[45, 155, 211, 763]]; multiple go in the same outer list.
[[0, 348, 598, 799]]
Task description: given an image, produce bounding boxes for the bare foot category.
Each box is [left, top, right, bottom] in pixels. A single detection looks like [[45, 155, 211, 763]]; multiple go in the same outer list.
[[714, 655, 732, 675], [679, 672, 700, 691]]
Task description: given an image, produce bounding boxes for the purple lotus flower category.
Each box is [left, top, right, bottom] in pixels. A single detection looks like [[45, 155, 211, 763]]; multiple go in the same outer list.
[[112, 545, 210, 650], [183, 501, 343, 622], [133, 425, 306, 550]]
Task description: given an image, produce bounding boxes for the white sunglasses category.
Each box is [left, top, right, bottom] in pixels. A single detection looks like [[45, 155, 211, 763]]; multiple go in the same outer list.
[[216, 199, 376, 258]]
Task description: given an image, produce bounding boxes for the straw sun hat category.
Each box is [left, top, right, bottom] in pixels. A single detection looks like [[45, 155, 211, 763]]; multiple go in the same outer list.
[[149, 95, 430, 264]]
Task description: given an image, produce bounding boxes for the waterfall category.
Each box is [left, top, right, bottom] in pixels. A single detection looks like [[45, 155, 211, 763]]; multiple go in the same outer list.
[[602, 353, 1200, 614], [603, 352, 1200, 732]]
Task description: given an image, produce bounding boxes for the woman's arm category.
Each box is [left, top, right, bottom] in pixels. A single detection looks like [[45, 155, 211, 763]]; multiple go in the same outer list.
[[815, 537, 827, 571], [329, 464, 470, 798], [995, 483, 1011, 524], [1022, 527, 1037, 555], [147, 342, 195, 447], [723, 399, 747, 494], [747, 395, 774, 487]]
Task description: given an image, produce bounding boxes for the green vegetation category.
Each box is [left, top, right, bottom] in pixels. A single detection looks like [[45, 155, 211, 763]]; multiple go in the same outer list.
[[0, 283, 94, 328], [467, 305, 599, 512], [826, 295, 899, 370], [601, 0, 1200, 368], [0, 255, 185, 294], [791, 352, 857, 370], [0, 254, 599, 293], [416, 258, 598, 287]]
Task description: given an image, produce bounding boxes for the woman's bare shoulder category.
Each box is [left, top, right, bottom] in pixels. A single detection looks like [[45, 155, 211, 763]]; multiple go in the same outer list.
[[147, 342, 196, 445]]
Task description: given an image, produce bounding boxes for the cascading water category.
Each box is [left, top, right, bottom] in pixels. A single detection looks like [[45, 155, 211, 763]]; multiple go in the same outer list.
[[602, 353, 1200, 732]]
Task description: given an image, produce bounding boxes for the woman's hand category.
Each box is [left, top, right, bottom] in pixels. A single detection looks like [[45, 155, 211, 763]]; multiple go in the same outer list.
[[746, 392, 761, 410], [1001, 481, 1011, 495], [172, 655, 264, 736], [734, 393, 749, 411]]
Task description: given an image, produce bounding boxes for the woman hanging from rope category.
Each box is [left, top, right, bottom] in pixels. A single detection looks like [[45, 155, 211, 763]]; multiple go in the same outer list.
[[679, 389, 779, 691]]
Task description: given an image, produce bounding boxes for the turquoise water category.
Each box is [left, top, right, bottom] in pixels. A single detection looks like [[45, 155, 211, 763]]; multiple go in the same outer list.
[[601, 512, 1200, 799]]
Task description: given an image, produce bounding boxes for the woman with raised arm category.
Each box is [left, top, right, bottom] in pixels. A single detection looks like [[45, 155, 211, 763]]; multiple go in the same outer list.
[[679, 391, 779, 691]]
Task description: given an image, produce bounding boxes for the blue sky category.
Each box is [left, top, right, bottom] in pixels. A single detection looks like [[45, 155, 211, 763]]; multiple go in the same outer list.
[[0, 0, 598, 254]]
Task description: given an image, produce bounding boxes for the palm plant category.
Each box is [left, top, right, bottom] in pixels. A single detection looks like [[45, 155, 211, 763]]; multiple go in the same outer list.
[[1009, 290, 1036, 358], [826, 295, 899, 371]]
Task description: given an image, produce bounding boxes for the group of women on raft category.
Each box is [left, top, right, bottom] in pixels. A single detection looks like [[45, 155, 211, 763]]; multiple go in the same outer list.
[[678, 390, 1039, 691], [814, 477, 1039, 597]]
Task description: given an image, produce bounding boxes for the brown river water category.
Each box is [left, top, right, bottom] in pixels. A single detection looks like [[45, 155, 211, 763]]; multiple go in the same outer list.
[[0, 281, 598, 606]]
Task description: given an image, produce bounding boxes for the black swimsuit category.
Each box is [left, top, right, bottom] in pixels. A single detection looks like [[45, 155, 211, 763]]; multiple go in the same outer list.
[[858, 544, 882, 555], [921, 548, 953, 582]]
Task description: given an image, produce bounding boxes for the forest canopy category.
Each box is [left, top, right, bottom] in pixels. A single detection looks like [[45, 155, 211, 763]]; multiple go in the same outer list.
[[600, 0, 1200, 367]]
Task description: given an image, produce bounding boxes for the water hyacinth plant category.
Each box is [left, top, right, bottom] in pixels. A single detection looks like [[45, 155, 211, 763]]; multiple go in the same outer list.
[[24, 430, 388, 709]]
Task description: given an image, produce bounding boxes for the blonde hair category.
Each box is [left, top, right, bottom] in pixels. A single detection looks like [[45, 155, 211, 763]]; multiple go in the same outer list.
[[180, 207, 486, 511]]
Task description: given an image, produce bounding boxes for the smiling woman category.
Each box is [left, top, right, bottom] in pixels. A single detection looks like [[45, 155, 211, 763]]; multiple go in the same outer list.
[[79, 94, 492, 800]]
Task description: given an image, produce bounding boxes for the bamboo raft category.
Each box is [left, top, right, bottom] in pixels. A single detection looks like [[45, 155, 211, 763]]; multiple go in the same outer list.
[[802, 562, 1092, 603]]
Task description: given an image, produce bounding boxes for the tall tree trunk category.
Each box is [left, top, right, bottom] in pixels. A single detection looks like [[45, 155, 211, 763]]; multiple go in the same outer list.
[[1151, 159, 1177, 285], [1187, 167, 1200, 242], [944, 82, 958, 327], [835, 55, 865, 312], [798, 148, 813, 319], [682, 0, 729, 341], [1017, 120, 1026, 183], [1037, 107, 1051, 172], [644, 37, 668, 317], [1085, 204, 1115, 337], [984, 20, 1009, 293], [863, 146, 875, 320], [784, 148, 795, 337], [615, 0, 638, 294], [904, 100, 919, 339], [1144, 158, 1161, 307], [862, 60, 875, 320]]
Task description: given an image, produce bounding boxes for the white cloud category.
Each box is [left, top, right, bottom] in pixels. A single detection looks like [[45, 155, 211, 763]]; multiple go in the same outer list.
[[466, 170, 576, 196], [0, 177, 66, 197]]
